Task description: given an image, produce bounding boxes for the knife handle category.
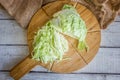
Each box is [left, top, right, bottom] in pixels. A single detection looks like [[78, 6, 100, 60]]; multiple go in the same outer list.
[[10, 55, 38, 80]]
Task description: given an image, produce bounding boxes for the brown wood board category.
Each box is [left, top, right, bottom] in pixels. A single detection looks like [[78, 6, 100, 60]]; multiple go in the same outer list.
[[10, 0, 101, 80]]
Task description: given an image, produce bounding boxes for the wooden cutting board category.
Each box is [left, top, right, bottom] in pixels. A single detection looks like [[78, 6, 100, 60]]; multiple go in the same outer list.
[[10, 0, 101, 80]]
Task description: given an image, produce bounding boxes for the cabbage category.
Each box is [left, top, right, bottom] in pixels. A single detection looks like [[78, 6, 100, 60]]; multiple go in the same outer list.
[[51, 4, 88, 51], [32, 4, 88, 64], [32, 21, 68, 63]]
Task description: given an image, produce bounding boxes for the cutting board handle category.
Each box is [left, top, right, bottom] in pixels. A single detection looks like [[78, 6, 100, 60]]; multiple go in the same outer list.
[[10, 55, 38, 80]]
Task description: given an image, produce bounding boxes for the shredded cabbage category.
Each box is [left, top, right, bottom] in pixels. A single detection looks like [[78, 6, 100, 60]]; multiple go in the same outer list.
[[32, 4, 88, 64], [32, 22, 68, 63], [51, 4, 88, 50]]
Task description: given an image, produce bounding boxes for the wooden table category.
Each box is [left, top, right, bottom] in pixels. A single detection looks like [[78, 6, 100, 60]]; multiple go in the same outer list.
[[0, 6, 120, 80]]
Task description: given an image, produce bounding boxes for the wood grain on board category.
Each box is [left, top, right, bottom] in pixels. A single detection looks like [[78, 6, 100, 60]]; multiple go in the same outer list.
[[28, 0, 100, 72], [10, 1, 100, 79], [0, 0, 43, 28]]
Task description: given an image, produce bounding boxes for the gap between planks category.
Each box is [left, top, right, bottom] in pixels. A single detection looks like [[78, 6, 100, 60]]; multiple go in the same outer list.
[[1, 70, 120, 75], [0, 44, 28, 46], [1, 44, 120, 48]]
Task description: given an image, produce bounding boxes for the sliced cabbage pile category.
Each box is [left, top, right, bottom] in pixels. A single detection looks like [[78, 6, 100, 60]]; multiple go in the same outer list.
[[32, 4, 88, 64], [32, 23, 68, 63]]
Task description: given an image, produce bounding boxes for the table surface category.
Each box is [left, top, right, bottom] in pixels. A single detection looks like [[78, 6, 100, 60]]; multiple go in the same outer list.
[[0, 6, 120, 80]]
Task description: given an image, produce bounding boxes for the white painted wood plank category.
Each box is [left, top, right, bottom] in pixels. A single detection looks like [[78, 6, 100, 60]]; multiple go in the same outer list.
[[79, 48, 120, 73], [101, 33, 120, 47], [0, 46, 47, 71], [115, 16, 120, 21], [0, 46, 120, 73], [0, 72, 105, 80], [1, 72, 120, 80], [0, 20, 27, 44], [102, 22, 120, 33], [0, 20, 120, 47], [101, 22, 120, 47], [106, 75, 120, 80], [21, 73, 105, 80]]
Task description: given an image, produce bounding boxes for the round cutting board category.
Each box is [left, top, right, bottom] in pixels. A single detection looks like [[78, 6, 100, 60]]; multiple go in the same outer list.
[[27, 0, 101, 73], [10, 0, 101, 80]]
